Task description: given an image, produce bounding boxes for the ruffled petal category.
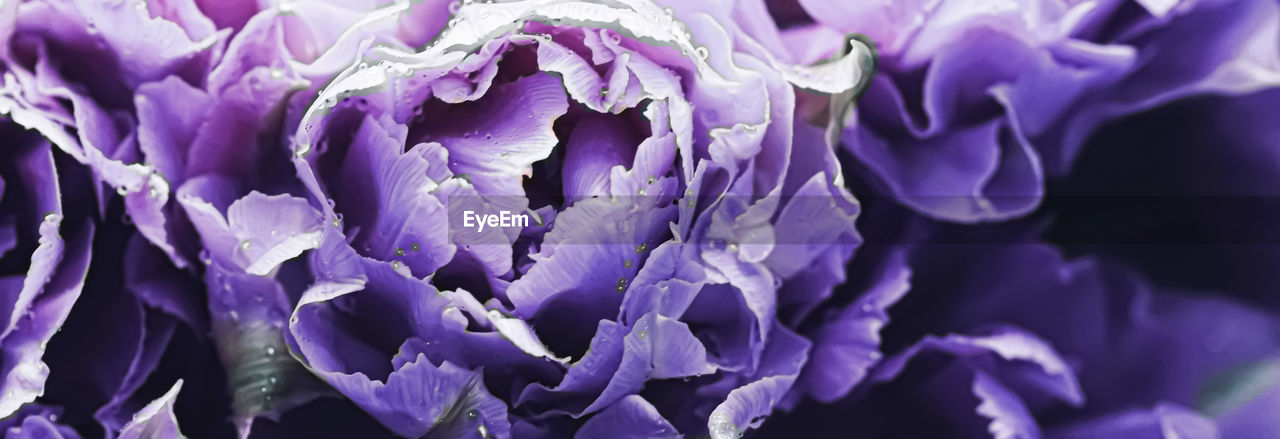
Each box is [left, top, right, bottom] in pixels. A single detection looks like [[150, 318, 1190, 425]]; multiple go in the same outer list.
[[415, 73, 569, 197], [324, 353, 511, 439], [799, 250, 909, 402], [117, 380, 187, 439], [706, 324, 810, 438], [506, 198, 675, 319], [872, 326, 1085, 407], [0, 222, 92, 417], [225, 192, 324, 276], [574, 395, 680, 439]]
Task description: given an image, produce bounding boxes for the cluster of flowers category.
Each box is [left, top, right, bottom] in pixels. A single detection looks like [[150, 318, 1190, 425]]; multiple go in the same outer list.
[[0, 0, 1277, 437]]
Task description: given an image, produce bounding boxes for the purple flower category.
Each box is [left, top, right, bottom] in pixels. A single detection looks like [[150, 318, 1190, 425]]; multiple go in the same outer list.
[[772, 0, 1280, 222], [285, 0, 870, 436], [0, 0, 1276, 437]]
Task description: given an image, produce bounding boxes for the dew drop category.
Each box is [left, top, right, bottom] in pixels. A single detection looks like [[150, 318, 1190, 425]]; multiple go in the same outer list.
[[466, 409, 478, 420], [116, 186, 129, 196], [410, 242, 421, 252], [270, 68, 285, 79], [240, 240, 252, 251], [395, 247, 406, 256], [637, 330, 648, 339], [266, 346, 276, 356], [695, 46, 709, 60], [391, 260, 403, 271], [646, 176, 656, 184]]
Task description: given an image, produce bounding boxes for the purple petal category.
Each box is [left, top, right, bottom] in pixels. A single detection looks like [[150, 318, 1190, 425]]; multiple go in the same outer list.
[[416, 73, 569, 197], [117, 380, 186, 439], [331, 115, 455, 277], [324, 353, 511, 438], [706, 324, 810, 438], [506, 198, 675, 319], [0, 222, 92, 417], [225, 192, 324, 276], [575, 395, 680, 439], [561, 115, 637, 199], [1049, 403, 1218, 439], [800, 250, 909, 402], [873, 326, 1085, 407]]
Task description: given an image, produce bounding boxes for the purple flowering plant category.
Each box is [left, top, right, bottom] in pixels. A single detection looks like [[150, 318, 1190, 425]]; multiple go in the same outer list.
[[0, 0, 1278, 437]]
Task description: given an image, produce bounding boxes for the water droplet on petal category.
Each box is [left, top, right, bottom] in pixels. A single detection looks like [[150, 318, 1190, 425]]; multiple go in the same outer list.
[[266, 346, 276, 356], [466, 409, 478, 420], [395, 247, 405, 256], [695, 46, 709, 60], [240, 240, 252, 251]]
